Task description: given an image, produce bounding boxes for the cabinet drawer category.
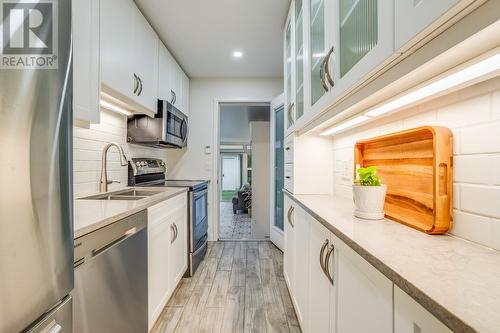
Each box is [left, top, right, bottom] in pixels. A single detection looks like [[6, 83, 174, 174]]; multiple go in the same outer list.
[[284, 135, 294, 164], [284, 164, 294, 193]]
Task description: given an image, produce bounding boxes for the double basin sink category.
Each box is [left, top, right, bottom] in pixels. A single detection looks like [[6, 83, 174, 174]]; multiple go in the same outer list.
[[79, 188, 163, 201]]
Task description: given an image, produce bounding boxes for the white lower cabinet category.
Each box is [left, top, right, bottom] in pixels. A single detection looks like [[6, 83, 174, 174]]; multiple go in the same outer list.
[[147, 194, 188, 331], [283, 196, 296, 300], [336, 241, 393, 333], [395, 286, 452, 333], [293, 206, 310, 325]]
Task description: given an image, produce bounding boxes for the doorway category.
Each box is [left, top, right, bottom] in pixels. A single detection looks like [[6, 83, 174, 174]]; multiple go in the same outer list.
[[217, 102, 271, 240]]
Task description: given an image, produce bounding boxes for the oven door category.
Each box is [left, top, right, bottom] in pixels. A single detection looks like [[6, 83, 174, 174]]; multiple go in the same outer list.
[[165, 103, 188, 147], [191, 188, 208, 252]]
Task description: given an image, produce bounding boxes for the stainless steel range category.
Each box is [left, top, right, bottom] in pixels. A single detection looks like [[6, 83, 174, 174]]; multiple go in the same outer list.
[[128, 158, 208, 276]]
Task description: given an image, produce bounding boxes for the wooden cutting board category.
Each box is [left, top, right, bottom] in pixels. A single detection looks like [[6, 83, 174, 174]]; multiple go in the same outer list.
[[354, 126, 453, 234]]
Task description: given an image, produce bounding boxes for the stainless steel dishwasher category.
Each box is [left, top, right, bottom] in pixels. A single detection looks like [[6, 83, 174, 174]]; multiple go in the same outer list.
[[73, 210, 148, 333]]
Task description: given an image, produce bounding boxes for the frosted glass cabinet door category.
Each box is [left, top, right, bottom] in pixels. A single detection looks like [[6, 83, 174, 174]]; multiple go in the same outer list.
[[284, 8, 295, 130], [295, 0, 305, 120], [395, 0, 462, 51], [309, 0, 329, 107], [335, 0, 394, 95]]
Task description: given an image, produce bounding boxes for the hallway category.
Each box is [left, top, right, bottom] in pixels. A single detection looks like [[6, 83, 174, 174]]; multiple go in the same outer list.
[[151, 241, 300, 333]]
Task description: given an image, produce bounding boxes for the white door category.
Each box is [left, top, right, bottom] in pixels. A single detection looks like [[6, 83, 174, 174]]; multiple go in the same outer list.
[[270, 93, 285, 251], [222, 155, 240, 191]]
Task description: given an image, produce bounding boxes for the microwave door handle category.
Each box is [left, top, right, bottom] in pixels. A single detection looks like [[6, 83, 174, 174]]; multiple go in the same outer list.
[[180, 119, 188, 143]]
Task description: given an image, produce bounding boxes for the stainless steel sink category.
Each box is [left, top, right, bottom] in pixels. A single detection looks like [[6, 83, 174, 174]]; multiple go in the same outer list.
[[78, 189, 163, 201]]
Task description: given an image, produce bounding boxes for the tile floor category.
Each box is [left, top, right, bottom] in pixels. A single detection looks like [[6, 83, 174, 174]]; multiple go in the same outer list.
[[219, 202, 252, 239], [151, 241, 301, 333]]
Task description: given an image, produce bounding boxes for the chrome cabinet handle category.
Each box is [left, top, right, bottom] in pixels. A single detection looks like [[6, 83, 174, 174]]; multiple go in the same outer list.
[[319, 239, 329, 277], [133, 74, 139, 94], [287, 206, 294, 227], [285, 176, 291, 179], [173, 91, 177, 104], [137, 76, 143, 96], [174, 223, 178, 241], [285, 147, 290, 151], [171, 224, 176, 243], [320, 56, 329, 92], [324, 46, 335, 87], [324, 244, 335, 285]]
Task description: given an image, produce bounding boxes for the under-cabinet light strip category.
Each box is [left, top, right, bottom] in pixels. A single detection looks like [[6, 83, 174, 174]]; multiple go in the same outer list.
[[320, 51, 500, 136]]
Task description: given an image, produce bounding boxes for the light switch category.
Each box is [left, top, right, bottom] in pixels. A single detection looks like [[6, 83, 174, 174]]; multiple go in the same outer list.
[[205, 145, 212, 154]]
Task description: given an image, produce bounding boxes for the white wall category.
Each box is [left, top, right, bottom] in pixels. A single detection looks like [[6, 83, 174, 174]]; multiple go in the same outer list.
[[331, 77, 500, 251], [166, 77, 283, 240], [73, 109, 168, 197]]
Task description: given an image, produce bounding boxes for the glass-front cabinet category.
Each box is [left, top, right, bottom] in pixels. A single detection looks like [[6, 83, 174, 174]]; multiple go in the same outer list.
[[304, 0, 395, 120], [284, 7, 295, 131], [295, 0, 305, 120]]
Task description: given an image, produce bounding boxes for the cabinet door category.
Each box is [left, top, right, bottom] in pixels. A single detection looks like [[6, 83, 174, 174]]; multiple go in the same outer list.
[[334, 0, 394, 97], [147, 205, 171, 330], [284, 5, 296, 131], [307, 218, 334, 333], [158, 44, 173, 102], [283, 196, 296, 296], [168, 195, 188, 288], [72, 0, 100, 124], [133, 11, 158, 113], [337, 242, 393, 333], [395, 0, 462, 51], [169, 61, 182, 108], [293, 205, 310, 327], [181, 71, 189, 116], [395, 286, 452, 333], [295, 0, 305, 120], [100, 0, 135, 97]]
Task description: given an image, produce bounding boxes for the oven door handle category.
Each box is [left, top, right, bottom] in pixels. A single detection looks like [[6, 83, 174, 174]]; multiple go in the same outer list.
[[180, 118, 188, 143]]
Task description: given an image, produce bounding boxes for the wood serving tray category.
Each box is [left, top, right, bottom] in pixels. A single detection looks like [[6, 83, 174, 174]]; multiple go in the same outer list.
[[354, 126, 453, 234]]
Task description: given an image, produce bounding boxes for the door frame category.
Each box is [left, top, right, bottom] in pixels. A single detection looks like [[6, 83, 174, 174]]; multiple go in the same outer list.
[[270, 93, 285, 251], [212, 98, 272, 241]]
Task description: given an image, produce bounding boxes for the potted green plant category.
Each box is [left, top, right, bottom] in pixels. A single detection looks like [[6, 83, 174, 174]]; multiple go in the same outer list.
[[353, 166, 387, 220]]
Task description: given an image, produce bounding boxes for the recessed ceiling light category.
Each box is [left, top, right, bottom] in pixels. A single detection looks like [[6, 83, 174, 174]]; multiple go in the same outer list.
[[233, 51, 243, 58]]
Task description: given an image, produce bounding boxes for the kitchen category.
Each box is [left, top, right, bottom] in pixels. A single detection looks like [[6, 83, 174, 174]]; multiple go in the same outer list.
[[2, 0, 500, 333]]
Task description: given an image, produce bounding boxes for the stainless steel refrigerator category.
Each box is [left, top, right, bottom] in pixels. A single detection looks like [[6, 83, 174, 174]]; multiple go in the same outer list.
[[0, 0, 74, 332]]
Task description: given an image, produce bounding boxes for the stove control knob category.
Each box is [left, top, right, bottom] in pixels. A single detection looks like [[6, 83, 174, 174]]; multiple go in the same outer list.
[[135, 162, 141, 167], [160, 161, 165, 166], [141, 161, 147, 167]]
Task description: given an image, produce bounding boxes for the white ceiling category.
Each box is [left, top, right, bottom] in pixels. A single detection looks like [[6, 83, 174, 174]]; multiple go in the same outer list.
[[135, 0, 290, 78]]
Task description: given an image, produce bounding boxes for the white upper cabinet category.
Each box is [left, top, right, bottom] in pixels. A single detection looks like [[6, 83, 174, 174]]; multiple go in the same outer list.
[[336, 241, 393, 333], [72, 0, 100, 124], [395, 286, 453, 333], [157, 43, 189, 115], [100, 0, 158, 114], [181, 71, 190, 116], [284, 5, 296, 133], [332, 0, 395, 98], [395, 0, 463, 51], [133, 12, 158, 113]]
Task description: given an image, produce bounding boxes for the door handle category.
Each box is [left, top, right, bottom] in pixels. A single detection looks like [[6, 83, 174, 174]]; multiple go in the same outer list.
[[133, 74, 139, 94], [137, 76, 143, 96], [324, 244, 335, 285], [319, 239, 329, 277], [287, 206, 294, 227], [324, 46, 335, 87], [320, 56, 329, 92], [171, 224, 176, 243]]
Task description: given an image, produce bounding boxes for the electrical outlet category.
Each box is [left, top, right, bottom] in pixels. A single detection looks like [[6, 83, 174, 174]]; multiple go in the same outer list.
[[342, 160, 350, 180]]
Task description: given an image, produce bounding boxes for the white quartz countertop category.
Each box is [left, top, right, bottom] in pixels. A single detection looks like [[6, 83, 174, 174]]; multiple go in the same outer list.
[[285, 192, 500, 333], [74, 187, 188, 239]]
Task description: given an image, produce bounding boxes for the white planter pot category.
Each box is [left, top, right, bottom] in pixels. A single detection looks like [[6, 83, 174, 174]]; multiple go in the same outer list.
[[352, 184, 387, 220]]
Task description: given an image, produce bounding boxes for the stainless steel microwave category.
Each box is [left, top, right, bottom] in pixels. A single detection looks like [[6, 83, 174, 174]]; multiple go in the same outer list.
[[127, 100, 188, 148]]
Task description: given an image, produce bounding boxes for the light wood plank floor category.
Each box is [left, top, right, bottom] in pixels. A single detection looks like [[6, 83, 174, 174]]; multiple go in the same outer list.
[[152, 241, 301, 333]]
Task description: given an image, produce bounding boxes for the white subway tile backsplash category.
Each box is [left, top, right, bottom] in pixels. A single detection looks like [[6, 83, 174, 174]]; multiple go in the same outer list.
[[453, 183, 460, 209], [73, 109, 168, 197], [332, 82, 500, 250], [461, 122, 500, 154], [436, 94, 490, 128], [492, 91, 500, 120], [454, 155, 491, 184], [450, 210, 491, 246], [461, 184, 500, 219]]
